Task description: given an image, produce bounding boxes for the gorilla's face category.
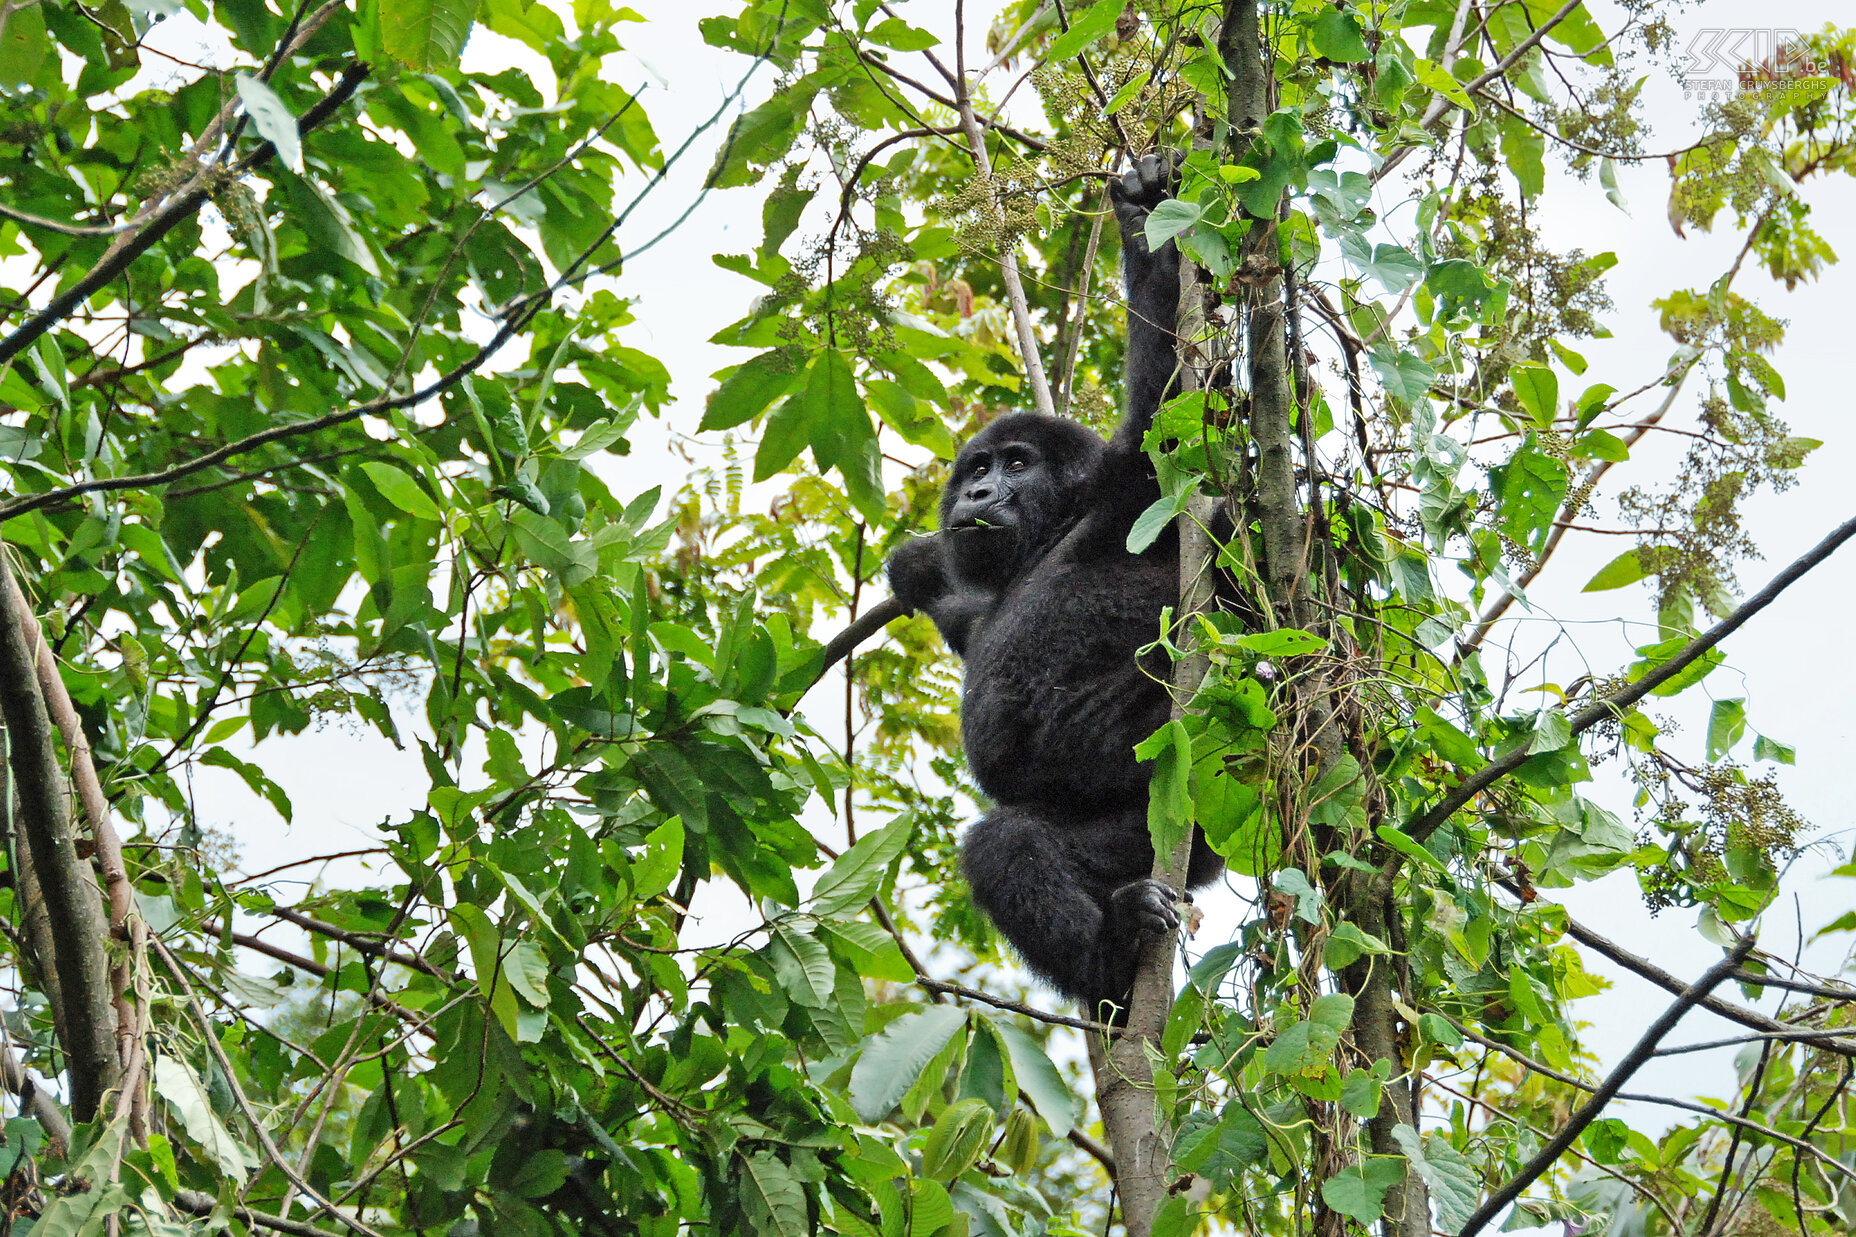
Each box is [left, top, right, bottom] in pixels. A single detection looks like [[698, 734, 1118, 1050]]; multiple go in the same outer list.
[[946, 439, 1050, 531], [940, 414, 1102, 583]]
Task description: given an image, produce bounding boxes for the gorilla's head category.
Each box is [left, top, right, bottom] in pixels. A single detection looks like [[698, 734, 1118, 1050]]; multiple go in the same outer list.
[[940, 413, 1105, 581]]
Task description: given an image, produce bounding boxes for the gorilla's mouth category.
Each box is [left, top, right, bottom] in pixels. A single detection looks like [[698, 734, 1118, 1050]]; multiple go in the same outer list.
[[949, 514, 1017, 532]]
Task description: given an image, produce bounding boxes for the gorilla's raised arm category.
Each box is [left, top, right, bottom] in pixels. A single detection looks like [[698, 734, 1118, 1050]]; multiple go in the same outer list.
[[1109, 152, 1184, 456]]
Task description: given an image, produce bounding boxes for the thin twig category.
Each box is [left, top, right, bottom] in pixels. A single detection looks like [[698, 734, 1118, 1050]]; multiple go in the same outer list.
[[951, 0, 1055, 417]]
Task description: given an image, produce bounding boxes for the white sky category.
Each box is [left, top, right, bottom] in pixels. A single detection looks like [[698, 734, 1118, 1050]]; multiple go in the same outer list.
[[159, 0, 1856, 1189]]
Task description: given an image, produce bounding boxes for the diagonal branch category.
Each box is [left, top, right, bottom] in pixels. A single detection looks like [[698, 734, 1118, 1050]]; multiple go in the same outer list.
[[1374, 0, 1588, 183], [0, 62, 370, 370], [1554, 908, 1856, 1058], [1404, 510, 1856, 849], [951, 0, 1056, 417], [1455, 934, 1757, 1237]]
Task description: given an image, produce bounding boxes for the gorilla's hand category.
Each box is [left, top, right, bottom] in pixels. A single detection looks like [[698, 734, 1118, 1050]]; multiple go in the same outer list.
[[886, 535, 949, 617], [1109, 151, 1183, 259]]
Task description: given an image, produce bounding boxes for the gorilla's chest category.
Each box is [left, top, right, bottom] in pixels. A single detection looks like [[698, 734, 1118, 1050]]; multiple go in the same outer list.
[[957, 550, 1177, 804]]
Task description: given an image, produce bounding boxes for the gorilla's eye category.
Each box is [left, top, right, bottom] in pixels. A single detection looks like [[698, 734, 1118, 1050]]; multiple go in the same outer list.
[[1005, 459, 1027, 473], [973, 463, 990, 478]]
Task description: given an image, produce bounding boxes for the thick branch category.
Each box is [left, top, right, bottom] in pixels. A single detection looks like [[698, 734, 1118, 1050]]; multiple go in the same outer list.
[[0, 549, 117, 1121], [1457, 934, 1756, 1237], [6, 582, 142, 1122], [0, 1038, 71, 1149], [812, 596, 905, 685], [152, 936, 384, 1237]]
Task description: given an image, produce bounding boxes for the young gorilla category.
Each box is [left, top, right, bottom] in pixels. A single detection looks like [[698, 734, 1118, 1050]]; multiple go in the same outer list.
[[886, 154, 1221, 1016]]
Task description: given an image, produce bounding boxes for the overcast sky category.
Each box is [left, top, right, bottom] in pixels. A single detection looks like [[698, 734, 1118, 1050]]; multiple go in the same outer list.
[[164, 0, 1856, 1171]]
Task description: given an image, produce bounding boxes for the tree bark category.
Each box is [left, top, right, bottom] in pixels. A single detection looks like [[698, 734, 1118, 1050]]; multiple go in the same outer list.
[[0, 547, 118, 1120]]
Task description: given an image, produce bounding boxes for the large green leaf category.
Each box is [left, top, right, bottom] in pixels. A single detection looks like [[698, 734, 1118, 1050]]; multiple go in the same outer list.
[[849, 1006, 967, 1122], [380, 0, 481, 70]]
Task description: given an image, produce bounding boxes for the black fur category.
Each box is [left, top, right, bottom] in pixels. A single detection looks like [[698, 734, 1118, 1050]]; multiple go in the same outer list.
[[886, 155, 1223, 1015]]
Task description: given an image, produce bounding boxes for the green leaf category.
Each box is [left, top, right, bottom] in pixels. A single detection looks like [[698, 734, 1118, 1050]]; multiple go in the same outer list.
[[1344, 235, 1422, 294], [235, 73, 301, 173], [1391, 1125, 1479, 1231], [920, 1098, 993, 1182], [1340, 1061, 1390, 1118], [1325, 922, 1388, 971], [1369, 348, 1436, 405], [1574, 429, 1628, 461], [1499, 112, 1546, 199], [503, 939, 550, 1008], [866, 17, 938, 52], [30, 1116, 130, 1237], [1046, 0, 1122, 61], [1426, 259, 1495, 322], [1753, 734, 1796, 765], [708, 84, 818, 189], [1510, 365, 1558, 427], [701, 350, 804, 431], [283, 173, 382, 276], [1227, 628, 1327, 656], [849, 1006, 967, 1122], [802, 349, 884, 522], [379, 0, 481, 71], [1143, 198, 1204, 249], [812, 813, 914, 915], [1321, 1157, 1406, 1224], [1492, 442, 1568, 553], [153, 1057, 256, 1182], [1127, 485, 1194, 553], [1309, 9, 1370, 62], [1375, 825, 1445, 873], [1706, 697, 1746, 762], [767, 923, 837, 1008], [1413, 56, 1473, 109], [1273, 869, 1323, 925], [738, 1149, 809, 1237], [996, 1021, 1076, 1136], [1631, 635, 1724, 698], [1525, 707, 1572, 754], [1601, 157, 1630, 212], [630, 816, 683, 899], [1264, 994, 1354, 1075], [361, 462, 442, 521], [752, 392, 812, 481], [1583, 547, 1657, 592], [1138, 718, 1193, 861]]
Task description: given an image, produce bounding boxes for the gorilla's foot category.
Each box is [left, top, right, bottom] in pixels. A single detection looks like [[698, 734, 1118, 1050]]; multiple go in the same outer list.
[[1107, 878, 1181, 939]]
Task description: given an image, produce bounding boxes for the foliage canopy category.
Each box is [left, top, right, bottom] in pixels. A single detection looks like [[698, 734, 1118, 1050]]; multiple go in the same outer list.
[[1, 2, 1855, 1237]]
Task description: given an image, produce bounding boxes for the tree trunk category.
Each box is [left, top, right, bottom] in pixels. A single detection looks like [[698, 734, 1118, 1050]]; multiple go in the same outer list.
[[0, 548, 118, 1121], [1094, 213, 1217, 1234]]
